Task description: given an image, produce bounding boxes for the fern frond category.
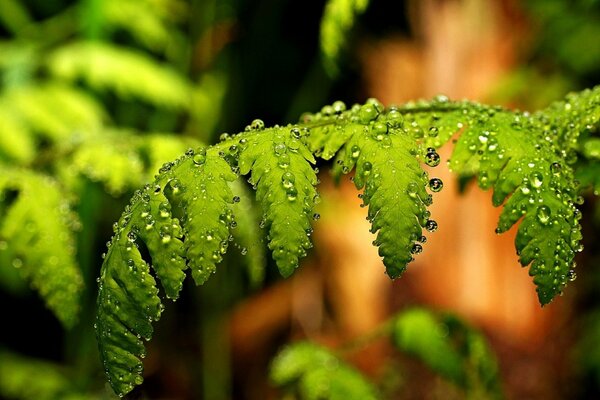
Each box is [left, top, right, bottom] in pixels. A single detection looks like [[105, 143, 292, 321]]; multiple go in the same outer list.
[[96, 91, 599, 395], [0, 168, 82, 327], [392, 308, 501, 397], [239, 126, 318, 277], [396, 92, 596, 304], [47, 42, 192, 109], [320, 0, 370, 75], [270, 342, 380, 400]]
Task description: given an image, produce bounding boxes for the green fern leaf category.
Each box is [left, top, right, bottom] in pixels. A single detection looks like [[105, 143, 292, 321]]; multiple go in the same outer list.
[[47, 42, 192, 109], [320, 0, 370, 75], [304, 100, 434, 277], [0, 168, 82, 327], [270, 342, 380, 400], [239, 126, 318, 277]]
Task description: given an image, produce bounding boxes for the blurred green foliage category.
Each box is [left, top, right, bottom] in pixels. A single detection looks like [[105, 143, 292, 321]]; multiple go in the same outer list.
[[0, 0, 598, 399]]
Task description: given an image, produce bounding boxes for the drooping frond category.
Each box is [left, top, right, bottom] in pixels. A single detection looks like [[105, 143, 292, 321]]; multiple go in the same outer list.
[[392, 308, 501, 397], [0, 168, 82, 327], [395, 90, 599, 304], [270, 342, 380, 400], [96, 147, 239, 394], [239, 125, 318, 277], [320, 0, 370, 75], [47, 42, 192, 109]]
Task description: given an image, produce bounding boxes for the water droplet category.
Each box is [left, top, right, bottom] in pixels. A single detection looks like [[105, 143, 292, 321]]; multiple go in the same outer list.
[[286, 187, 298, 201], [567, 269, 577, 282], [428, 178, 443, 192], [362, 162, 373, 176], [250, 119, 265, 130], [407, 182, 419, 198], [193, 153, 206, 166], [536, 205, 551, 225], [550, 162, 562, 175], [350, 145, 361, 159], [313, 213, 320, 220], [530, 172, 543, 188], [127, 231, 137, 242], [428, 127, 439, 137], [425, 219, 438, 232], [233, 195, 241, 203], [372, 122, 388, 139], [386, 109, 403, 128], [332, 100, 346, 114], [425, 148, 440, 167], [281, 171, 296, 188], [411, 243, 423, 254], [278, 153, 290, 169], [359, 104, 378, 124]]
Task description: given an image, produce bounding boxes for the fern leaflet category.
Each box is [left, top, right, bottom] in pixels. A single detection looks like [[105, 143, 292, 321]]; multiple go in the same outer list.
[[238, 125, 318, 277]]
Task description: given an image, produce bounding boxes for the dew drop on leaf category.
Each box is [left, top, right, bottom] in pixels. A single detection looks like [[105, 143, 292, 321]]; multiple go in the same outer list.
[[424, 148, 440, 167], [428, 178, 443, 192], [536, 205, 551, 225], [425, 219, 438, 232]]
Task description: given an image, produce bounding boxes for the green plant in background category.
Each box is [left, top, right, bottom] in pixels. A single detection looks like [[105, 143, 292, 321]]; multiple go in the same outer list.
[[1, 0, 600, 399]]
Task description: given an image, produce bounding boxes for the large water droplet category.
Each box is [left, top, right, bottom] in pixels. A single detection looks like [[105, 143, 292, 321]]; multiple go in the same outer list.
[[250, 119, 265, 130], [530, 172, 543, 188], [428, 178, 443, 192], [425, 148, 440, 167], [425, 219, 438, 232], [359, 104, 378, 124], [411, 243, 423, 254], [536, 205, 551, 225], [281, 171, 296, 189]]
